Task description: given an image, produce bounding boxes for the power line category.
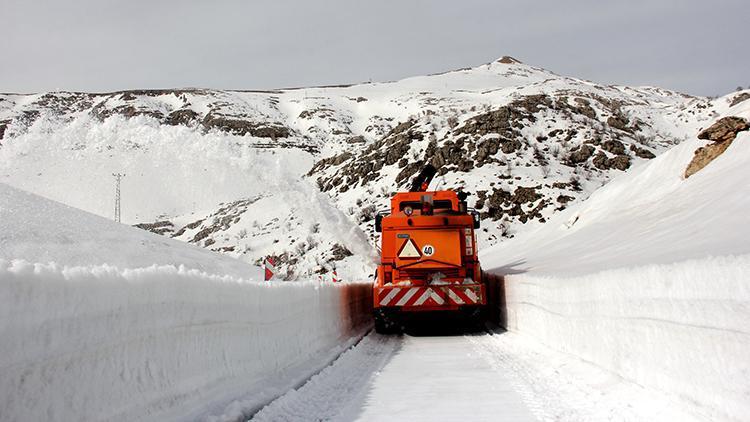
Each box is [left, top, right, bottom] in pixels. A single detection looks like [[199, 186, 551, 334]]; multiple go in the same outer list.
[[112, 173, 125, 223]]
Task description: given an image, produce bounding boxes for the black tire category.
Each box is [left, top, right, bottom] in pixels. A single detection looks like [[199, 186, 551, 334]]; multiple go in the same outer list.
[[462, 306, 488, 333], [374, 309, 401, 334], [374, 315, 390, 334]]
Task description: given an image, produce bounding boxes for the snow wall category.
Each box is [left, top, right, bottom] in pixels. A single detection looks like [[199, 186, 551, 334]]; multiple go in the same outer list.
[[0, 260, 372, 422], [491, 257, 749, 422], [483, 108, 750, 422]]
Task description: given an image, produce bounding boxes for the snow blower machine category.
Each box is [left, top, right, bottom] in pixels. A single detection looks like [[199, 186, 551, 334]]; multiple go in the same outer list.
[[373, 165, 485, 333]]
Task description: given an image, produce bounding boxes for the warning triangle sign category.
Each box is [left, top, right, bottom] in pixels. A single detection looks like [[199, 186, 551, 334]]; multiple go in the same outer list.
[[398, 239, 421, 259]]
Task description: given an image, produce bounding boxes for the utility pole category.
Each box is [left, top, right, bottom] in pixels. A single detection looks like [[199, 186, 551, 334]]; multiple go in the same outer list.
[[112, 173, 125, 223]]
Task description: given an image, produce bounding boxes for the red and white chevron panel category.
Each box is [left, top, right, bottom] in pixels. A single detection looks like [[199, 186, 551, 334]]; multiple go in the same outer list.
[[377, 285, 484, 307], [263, 257, 277, 281]]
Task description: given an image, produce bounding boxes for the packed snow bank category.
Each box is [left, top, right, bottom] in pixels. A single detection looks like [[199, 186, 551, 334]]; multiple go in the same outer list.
[[0, 185, 372, 421], [0, 182, 260, 279], [482, 107, 750, 421], [0, 260, 372, 422], [499, 256, 749, 421]]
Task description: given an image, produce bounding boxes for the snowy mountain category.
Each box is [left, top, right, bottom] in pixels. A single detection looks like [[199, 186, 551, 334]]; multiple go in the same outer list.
[[1, 56, 747, 278]]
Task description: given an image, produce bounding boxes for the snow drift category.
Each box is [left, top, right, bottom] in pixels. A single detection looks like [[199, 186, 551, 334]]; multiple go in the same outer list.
[[0, 185, 372, 422], [482, 101, 750, 422], [0, 182, 260, 278], [0, 116, 376, 280]]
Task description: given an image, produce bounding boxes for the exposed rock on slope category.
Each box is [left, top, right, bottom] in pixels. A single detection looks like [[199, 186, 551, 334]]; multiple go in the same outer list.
[[307, 79, 706, 244], [730, 92, 750, 107], [685, 116, 748, 178], [697, 116, 748, 143]]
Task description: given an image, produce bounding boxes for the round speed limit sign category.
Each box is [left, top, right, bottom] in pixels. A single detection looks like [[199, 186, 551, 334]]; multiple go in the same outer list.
[[422, 244, 435, 256]]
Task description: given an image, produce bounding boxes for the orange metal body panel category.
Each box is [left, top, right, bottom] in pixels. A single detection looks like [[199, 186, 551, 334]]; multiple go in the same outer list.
[[374, 190, 484, 312], [394, 230, 461, 268]]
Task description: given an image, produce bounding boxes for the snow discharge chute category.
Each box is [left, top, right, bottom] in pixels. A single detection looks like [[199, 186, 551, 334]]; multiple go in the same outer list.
[[409, 163, 438, 192]]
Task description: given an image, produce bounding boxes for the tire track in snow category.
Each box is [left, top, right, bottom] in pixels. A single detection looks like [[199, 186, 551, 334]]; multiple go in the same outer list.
[[248, 333, 400, 422], [467, 331, 710, 422]]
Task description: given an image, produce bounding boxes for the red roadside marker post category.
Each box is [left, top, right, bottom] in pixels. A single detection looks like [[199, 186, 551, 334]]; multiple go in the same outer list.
[[263, 257, 277, 281]]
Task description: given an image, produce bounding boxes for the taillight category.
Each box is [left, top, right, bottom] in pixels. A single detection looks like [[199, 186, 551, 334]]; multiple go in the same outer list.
[[384, 270, 392, 285], [464, 227, 473, 255]]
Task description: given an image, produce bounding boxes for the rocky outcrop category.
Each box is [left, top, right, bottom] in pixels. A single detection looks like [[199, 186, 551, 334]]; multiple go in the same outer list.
[[189, 198, 260, 246], [571, 98, 597, 119], [730, 92, 750, 107], [474, 137, 522, 165], [566, 139, 635, 170], [310, 120, 422, 190], [133, 221, 175, 236], [135, 198, 262, 248], [630, 145, 656, 159], [592, 152, 631, 171], [685, 116, 748, 178], [299, 108, 328, 119], [346, 135, 365, 144], [607, 114, 630, 132], [3, 90, 307, 145], [697, 116, 748, 143], [425, 138, 475, 173], [454, 96, 548, 139], [202, 113, 291, 139], [91, 104, 164, 121], [684, 142, 733, 179], [566, 144, 595, 164], [601, 140, 626, 155], [30, 92, 94, 113], [166, 109, 200, 126], [497, 56, 521, 64], [330, 243, 353, 261], [482, 186, 545, 223]]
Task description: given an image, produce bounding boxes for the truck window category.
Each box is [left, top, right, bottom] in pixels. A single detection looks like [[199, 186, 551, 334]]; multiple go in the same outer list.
[[399, 200, 453, 211]]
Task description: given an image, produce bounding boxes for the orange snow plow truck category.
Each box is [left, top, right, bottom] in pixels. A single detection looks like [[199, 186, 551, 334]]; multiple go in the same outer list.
[[373, 165, 485, 333]]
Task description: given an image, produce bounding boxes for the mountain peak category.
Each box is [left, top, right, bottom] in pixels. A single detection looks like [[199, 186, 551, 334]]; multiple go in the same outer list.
[[496, 56, 522, 64]]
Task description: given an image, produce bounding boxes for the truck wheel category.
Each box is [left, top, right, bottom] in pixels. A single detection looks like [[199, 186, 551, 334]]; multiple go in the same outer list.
[[374, 309, 400, 334], [462, 307, 487, 332], [374, 316, 390, 334]]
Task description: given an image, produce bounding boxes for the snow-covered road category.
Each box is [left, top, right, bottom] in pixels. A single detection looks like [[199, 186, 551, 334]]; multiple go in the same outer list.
[[247, 330, 708, 422], [350, 334, 536, 422], [250, 331, 535, 422]]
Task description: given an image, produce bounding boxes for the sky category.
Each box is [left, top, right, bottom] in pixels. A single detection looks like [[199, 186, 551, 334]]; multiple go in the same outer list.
[[1, 0, 747, 96]]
